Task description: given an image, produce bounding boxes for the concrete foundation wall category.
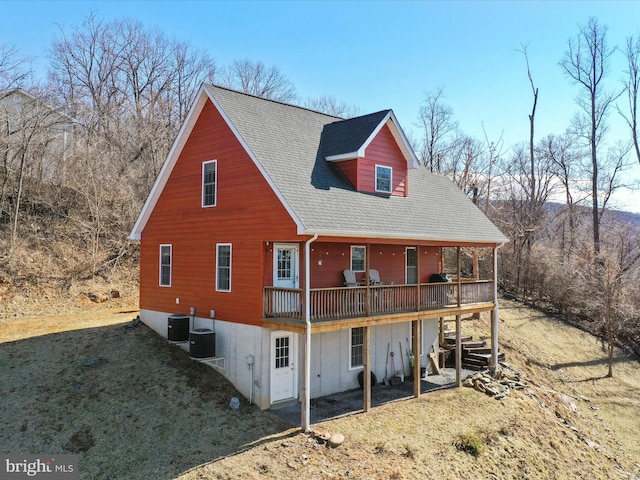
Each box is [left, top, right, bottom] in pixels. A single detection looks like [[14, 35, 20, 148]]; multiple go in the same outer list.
[[139, 309, 441, 409]]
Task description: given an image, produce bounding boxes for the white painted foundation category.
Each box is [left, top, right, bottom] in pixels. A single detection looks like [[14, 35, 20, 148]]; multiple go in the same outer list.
[[139, 309, 440, 410]]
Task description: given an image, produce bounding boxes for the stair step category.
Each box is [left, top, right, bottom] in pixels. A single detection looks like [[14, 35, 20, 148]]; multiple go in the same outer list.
[[444, 335, 473, 344], [467, 352, 505, 362], [461, 340, 486, 349], [462, 357, 489, 366], [463, 347, 492, 355], [462, 363, 486, 371]]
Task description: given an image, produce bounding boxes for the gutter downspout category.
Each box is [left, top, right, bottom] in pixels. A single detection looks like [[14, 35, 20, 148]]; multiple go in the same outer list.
[[302, 233, 318, 432], [491, 243, 505, 373]]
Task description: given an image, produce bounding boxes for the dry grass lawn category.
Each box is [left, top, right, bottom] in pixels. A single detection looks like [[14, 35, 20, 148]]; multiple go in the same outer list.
[[1, 297, 638, 479]]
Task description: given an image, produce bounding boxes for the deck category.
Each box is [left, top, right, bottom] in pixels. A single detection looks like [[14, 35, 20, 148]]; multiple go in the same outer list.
[[263, 280, 495, 332]]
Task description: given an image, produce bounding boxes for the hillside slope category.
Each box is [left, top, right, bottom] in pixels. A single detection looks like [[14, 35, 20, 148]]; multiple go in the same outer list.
[[181, 298, 640, 480], [0, 296, 637, 479]]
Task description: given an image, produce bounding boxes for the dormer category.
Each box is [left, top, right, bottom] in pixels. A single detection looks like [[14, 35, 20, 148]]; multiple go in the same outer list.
[[321, 110, 418, 197]]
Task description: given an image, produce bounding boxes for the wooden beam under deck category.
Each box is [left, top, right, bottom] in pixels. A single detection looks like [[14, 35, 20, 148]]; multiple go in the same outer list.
[[262, 302, 496, 333]]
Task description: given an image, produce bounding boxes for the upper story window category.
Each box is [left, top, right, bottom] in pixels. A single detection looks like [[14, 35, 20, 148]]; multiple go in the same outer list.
[[202, 160, 217, 207], [216, 243, 232, 292], [159, 244, 172, 287], [375, 165, 392, 193], [351, 245, 366, 272]]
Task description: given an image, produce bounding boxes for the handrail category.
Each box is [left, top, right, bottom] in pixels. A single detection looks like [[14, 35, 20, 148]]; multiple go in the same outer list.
[[264, 280, 494, 321]]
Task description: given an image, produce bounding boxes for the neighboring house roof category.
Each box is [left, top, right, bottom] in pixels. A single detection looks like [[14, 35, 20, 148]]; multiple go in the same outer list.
[[131, 84, 508, 245], [0, 88, 76, 124]]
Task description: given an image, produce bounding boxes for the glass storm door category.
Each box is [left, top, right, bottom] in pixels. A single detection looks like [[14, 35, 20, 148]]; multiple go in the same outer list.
[[272, 244, 299, 314], [274, 244, 299, 289], [406, 247, 418, 284]]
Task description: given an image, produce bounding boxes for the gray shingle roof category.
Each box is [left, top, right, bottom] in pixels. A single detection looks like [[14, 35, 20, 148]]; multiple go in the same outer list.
[[168, 85, 503, 244], [207, 85, 507, 244], [320, 110, 391, 158]]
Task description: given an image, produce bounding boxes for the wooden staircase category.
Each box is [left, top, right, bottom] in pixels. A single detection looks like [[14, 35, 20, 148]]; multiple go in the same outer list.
[[442, 333, 504, 371]]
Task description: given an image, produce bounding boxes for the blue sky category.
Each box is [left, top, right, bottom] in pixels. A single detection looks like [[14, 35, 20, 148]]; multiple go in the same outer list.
[[2, 0, 640, 212]]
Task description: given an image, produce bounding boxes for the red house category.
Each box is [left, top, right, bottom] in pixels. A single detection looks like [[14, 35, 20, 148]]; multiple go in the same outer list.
[[130, 84, 508, 429]]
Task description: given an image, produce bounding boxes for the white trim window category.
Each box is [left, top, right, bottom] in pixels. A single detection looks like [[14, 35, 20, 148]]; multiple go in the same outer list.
[[159, 244, 172, 287], [202, 160, 217, 207], [350, 327, 364, 369], [351, 245, 366, 272], [375, 164, 392, 193], [216, 243, 232, 292]]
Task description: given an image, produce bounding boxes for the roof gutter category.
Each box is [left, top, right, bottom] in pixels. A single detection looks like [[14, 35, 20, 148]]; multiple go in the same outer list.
[[297, 227, 509, 246], [301, 232, 318, 432]]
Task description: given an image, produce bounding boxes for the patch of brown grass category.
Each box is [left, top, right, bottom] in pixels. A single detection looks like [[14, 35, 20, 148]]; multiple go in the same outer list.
[[1, 297, 638, 479]]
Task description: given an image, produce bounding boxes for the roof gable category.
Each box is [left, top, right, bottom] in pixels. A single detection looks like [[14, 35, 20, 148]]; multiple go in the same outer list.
[[130, 85, 311, 239], [131, 84, 508, 245], [322, 110, 419, 168]]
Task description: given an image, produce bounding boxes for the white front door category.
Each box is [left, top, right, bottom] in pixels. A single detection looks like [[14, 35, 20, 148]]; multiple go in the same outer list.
[[273, 244, 299, 288], [272, 244, 299, 314], [270, 331, 297, 403]]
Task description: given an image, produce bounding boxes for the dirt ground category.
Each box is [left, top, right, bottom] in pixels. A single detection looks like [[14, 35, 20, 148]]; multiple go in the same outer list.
[[1, 296, 639, 479]]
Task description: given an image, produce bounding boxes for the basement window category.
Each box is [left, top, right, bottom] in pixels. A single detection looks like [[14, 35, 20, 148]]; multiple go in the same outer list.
[[350, 327, 364, 369]]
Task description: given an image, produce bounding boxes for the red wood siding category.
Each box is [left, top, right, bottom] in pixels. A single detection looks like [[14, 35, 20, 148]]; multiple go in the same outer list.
[[338, 159, 359, 190], [308, 243, 443, 288], [418, 247, 441, 283], [359, 124, 407, 196], [140, 99, 299, 326]]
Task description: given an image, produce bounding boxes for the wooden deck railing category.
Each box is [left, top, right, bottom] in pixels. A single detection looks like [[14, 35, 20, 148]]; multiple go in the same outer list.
[[264, 280, 494, 321]]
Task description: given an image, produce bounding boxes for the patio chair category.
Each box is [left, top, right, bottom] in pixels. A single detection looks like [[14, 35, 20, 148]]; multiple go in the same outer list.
[[343, 269, 358, 287], [369, 269, 383, 285]]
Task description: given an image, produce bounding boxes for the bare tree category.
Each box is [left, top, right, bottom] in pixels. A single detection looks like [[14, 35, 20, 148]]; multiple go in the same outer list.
[[221, 59, 297, 102], [446, 135, 485, 191], [620, 34, 640, 165], [49, 13, 216, 199], [0, 44, 30, 90], [416, 87, 459, 173], [498, 138, 558, 297], [481, 125, 505, 215], [595, 221, 640, 377], [0, 88, 70, 252], [539, 134, 582, 259], [47, 13, 217, 275], [304, 95, 359, 118], [171, 41, 217, 124], [560, 17, 619, 256], [518, 44, 539, 228]]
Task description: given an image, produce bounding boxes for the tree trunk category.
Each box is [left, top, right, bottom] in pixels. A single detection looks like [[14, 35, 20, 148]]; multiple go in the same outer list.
[[10, 149, 26, 254]]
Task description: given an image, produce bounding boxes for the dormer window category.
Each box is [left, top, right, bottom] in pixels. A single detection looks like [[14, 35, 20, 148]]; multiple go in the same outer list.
[[375, 165, 392, 193]]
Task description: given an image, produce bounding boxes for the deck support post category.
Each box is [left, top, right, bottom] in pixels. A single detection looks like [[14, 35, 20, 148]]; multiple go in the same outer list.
[[455, 314, 462, 387], [365, 244, 371, 317], [490, 246, 500, 374], [456, 247, 462, 387], [416, 246, 421, 311], [363, 325, 371, 412], [413, 319, 421, 398]]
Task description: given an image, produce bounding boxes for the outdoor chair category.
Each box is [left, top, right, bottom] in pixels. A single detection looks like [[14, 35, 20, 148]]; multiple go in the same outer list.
[[343, 269, 358, 287], [369, 269, 383, 285]]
